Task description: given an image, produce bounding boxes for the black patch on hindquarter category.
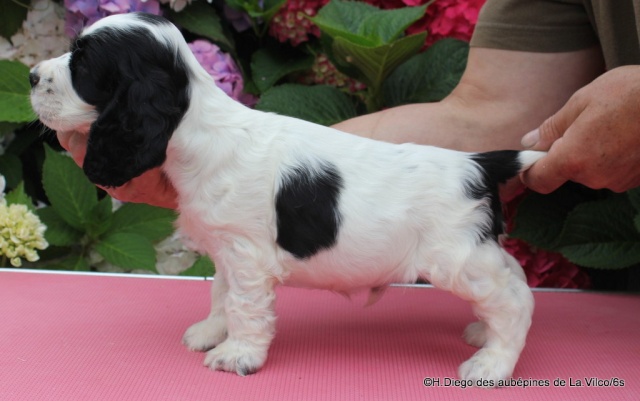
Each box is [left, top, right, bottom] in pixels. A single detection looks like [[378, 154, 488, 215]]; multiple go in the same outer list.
[[276, 162, 343, 259], [466, 150, 522, 241]]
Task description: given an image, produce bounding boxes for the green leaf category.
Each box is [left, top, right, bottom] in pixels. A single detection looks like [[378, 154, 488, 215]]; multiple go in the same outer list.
[[251, 48, 314, 93], [313, 1, 427, 46], [94, 233, 157, 272], [559, 242, 640, 270], [87, 196, 113, 238], [0, 153, 23, 188], [358, 5, 428, 44], [179, 255, 216, 277], [226, 0, 287, 22], [510, 184, 600, 250], [50, 253, 91, 272], [384, 38, 469, 107], [168, 2, 235, 53], [42, 144, 98, 230], [5, 181, 34, 212], [555, 196, 640, 269], [36, 207, 83, 247], [312, 1, 381, 46], [106, 203, 177, 242], [0, 0, 28, 40], [332, 32, 426, 87], [256, 84, 359, 126], [0, 60, 36, 123], [627, 187, 640, 211]]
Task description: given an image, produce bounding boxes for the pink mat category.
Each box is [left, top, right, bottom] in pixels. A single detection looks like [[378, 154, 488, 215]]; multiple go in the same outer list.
[[1, 269, 638, 400]]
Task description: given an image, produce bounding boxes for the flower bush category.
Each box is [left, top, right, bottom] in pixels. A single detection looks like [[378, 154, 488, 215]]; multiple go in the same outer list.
[[0, 0, 637, 289]]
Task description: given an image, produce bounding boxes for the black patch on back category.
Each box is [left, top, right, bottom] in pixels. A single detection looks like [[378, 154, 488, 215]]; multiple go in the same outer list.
[[466, 150, 522, 241], [276, 162, 343, 259]]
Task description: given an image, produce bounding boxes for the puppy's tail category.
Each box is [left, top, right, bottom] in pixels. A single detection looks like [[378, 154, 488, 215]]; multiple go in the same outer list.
[[469, 150, 545, 185], [467, 150, 545, 240]]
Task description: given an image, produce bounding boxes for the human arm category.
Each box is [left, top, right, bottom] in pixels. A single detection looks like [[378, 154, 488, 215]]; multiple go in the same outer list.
[[333, 46, 604, 153]]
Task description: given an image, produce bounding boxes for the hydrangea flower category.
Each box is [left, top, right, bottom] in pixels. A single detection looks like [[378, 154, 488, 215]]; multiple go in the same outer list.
[[502, 237, 591, 289], [0, 0, 69, 67], [0, 178, 48, 268], [64, 0, 162, 37], [297, 53, 366, 93], [405, 0, 486, 47], [269, 0, 329, 46], [188, 39, 256, 106]]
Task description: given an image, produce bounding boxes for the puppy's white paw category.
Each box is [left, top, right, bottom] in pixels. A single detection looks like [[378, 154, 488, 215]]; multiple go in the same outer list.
[[463, 321, 487, 348], [459, 348, 515, 385], [182, 316, 227, 352], [203, 339, 267, 376]]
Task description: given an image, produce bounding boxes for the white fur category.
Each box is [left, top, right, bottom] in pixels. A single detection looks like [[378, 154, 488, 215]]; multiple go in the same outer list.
[[30, 13, 541, 384]]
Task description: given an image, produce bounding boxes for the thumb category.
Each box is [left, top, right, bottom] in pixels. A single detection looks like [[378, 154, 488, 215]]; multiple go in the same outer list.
[[521, 93, 586, 151]]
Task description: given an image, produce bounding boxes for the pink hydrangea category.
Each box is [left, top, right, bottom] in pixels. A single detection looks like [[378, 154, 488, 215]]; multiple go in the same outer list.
[[188, 40, 256, 106], [405, 0, 486, 46], [269, 0, 329, 46], [501, 237, 591, 289], [64, 0, 161, 37]]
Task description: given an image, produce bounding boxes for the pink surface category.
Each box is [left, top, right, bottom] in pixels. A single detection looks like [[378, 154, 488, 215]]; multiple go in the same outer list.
[[1, 270, 639, 401]]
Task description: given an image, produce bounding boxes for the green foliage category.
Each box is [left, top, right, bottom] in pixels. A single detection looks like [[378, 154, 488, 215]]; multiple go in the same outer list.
[[0, 0, 28, 40], [35, 145, 181, 273], [253, 0, 467, 120], [226, 0, 287, 22], [251, 48, 314, 93], [180, 255, 216, 278], [383, 38, 469, 107], [168, 2, 235, 53], [0, 60, 36, 123], [512, 185, 640, 270], [256, 84, 359, 125], [5, 182, 35, 212], [312, 0, 427, 111]]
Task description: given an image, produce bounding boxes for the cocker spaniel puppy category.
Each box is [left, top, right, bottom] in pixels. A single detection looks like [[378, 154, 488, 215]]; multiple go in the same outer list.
[[30, 12, 541, 384]]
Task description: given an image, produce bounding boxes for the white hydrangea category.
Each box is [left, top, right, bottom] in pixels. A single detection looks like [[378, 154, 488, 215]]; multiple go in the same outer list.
[[0, 0, 68, 67], [0, 197, 48, 267]]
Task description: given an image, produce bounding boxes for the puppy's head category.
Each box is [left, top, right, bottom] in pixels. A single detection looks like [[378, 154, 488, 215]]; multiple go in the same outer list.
[[30, 13, 190, 187]]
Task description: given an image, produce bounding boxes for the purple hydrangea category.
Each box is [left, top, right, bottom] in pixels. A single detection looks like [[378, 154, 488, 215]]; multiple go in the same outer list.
[[64, 0, 161, 37], [188, 39, 256, 106]]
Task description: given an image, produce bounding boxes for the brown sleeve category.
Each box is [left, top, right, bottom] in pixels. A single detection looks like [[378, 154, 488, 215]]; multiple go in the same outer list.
[[470, 0, 599, 53]]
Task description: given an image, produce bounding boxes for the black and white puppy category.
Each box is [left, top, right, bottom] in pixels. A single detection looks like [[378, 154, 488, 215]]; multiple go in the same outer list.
[[30, 13, 542, 382]]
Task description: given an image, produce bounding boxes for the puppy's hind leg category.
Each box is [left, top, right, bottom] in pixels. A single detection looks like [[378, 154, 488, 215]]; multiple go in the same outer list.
[[183, 270, 229, 352], [454, 245, 534, 384]]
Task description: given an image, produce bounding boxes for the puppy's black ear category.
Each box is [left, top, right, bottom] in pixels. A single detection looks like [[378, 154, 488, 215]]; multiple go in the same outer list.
[[83, 72, 187, 187], [76, 30, 190, 188]]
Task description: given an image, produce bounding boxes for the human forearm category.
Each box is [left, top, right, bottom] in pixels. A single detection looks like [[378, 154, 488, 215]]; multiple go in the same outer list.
[[334, 47, 604, 153]]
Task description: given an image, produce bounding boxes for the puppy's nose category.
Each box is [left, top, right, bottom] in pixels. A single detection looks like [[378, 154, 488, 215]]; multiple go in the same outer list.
[[29, 72, 40, 88]]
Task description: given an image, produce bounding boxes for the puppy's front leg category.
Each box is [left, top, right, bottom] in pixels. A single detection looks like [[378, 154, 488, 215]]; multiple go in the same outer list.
[[183, 270, 229, 351], [203, 256, 277, 376]]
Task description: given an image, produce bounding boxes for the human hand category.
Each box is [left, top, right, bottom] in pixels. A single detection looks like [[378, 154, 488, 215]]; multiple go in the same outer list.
[[520, 65, 640, 193], [57, 130, 178, 209]]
